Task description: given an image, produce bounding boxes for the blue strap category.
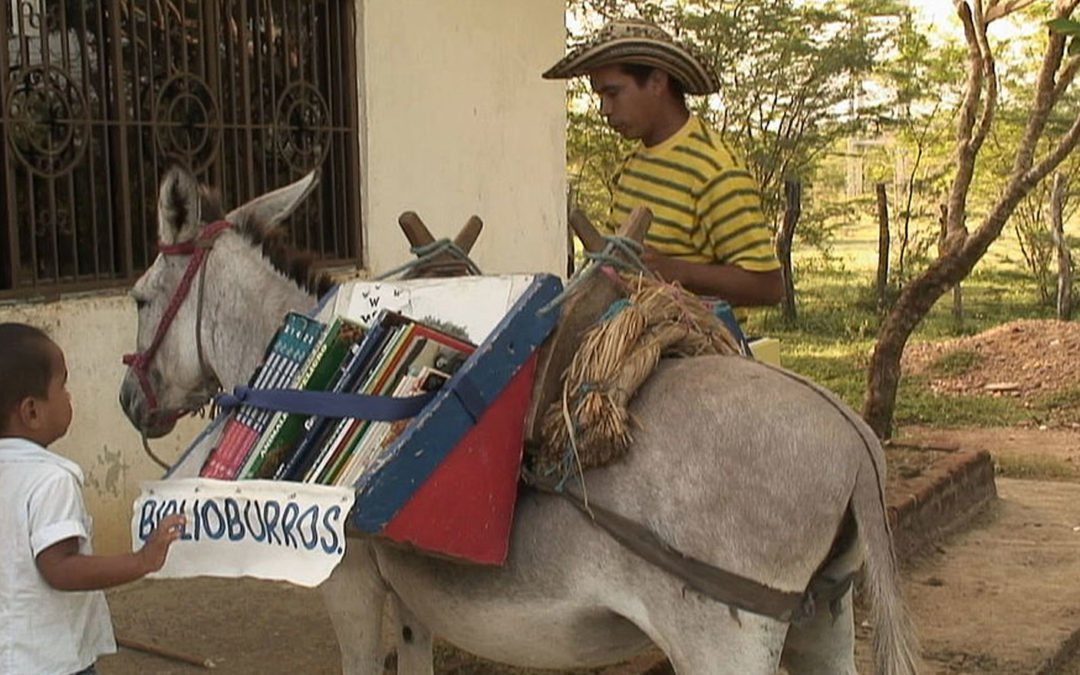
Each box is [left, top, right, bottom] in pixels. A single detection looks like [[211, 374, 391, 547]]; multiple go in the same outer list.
[[215, 385, 436, 421]]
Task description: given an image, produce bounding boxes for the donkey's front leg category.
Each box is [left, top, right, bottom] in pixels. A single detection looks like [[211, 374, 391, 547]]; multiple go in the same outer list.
[[320, 540, 389, 674], [390, 593, 435, 675]]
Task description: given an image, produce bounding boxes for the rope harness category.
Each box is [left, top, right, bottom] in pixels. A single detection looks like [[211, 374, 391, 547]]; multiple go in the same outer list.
[[122, 220, 231, 431], [375, 238, 483, 280]]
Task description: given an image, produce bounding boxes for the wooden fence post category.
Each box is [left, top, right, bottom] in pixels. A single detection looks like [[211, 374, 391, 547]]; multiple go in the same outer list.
[[777, 179, 801, 322], [875, 183, 890, 311]]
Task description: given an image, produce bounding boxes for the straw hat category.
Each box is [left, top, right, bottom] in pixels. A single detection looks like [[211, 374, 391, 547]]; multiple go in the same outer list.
[[542, 19, 720, 95]]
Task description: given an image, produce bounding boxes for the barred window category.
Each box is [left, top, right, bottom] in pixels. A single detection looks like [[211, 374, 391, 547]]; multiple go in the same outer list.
[[0, 0, 360, 298]]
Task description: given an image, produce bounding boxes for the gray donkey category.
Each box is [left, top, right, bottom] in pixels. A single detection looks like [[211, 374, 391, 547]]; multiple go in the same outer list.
[[119, 168, 918, 674]]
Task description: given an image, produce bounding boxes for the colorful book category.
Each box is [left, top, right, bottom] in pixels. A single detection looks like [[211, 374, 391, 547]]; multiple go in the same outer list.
[[316, 329, 434, 484], [330, 323, 475, 487], [302, 321, 417, 483], [200, 313, 322, 479], [334, 366, 451, 488], [237, 316, 365, 479], [269, 320, 388, 481], [274, 312, 404, 482]]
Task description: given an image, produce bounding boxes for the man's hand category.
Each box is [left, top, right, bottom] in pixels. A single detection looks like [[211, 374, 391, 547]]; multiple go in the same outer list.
[[639, 246, 669, 276]]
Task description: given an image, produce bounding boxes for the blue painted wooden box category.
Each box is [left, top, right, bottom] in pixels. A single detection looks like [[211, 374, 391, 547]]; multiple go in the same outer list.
[[166, 274, 562, 565]]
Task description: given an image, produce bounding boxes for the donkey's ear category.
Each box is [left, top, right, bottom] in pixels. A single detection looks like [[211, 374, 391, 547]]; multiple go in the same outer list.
[[158, 167, 203, 245], [225, 170, 319, 235]]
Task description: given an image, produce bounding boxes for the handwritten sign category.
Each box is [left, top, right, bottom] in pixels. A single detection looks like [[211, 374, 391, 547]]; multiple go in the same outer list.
[[132, 478, 355, 587]]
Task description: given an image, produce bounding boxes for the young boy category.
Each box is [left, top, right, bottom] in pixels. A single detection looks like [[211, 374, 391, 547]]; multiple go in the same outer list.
[[0, 323, 185, 675]]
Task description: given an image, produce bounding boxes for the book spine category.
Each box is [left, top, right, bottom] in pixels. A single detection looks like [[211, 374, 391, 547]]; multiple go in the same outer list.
[[228, 322, 318, 478], [238, 322, 331, 479], [305, 324, 411, 483], [200, 313, 321, 479], [269, 341, 364, 480], [244, 318, 364, 480]]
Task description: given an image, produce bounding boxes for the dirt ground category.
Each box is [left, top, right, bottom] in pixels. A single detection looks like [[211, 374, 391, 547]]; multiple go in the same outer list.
[[870, 475, 1080, 674], [903, 319, 1080, 421], [96, 320, 1080, 674]]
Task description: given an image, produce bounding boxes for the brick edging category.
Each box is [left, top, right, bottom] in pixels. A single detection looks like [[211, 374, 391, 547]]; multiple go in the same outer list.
[[887, 449, 998, 562]]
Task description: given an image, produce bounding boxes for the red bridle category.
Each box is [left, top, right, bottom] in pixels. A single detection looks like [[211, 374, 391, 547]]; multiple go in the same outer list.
[[122, 220, 233, 420]]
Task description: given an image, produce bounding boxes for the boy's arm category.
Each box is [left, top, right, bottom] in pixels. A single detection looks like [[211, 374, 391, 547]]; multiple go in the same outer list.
[[35, 514, 185, 591]]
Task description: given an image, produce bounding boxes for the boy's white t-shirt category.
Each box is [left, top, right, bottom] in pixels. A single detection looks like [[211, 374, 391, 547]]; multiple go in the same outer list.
[[0, 437, 116, 674]]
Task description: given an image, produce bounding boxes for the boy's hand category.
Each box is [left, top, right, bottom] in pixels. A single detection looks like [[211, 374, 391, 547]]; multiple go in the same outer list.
[[137, 513, 186, 573]]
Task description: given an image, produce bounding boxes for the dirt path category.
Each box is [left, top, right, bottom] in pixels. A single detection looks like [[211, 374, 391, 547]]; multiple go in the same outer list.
[[888, 478, 1080, 674]]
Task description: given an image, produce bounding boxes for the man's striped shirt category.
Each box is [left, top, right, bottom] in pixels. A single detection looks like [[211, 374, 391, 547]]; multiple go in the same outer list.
[[604, 115, 779, 274]]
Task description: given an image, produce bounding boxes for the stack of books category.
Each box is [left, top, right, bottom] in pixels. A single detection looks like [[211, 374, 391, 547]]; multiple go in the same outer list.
[[199, 309, 475, 486]]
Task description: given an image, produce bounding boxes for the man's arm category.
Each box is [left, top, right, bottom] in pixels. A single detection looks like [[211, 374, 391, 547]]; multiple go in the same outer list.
[[641, 248, 785, 305], [35, 513, 185, 591]]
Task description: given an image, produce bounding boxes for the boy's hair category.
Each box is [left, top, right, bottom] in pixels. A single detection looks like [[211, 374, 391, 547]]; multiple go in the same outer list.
[[620, 63, 687, 101], [0, 323, 55, 431]]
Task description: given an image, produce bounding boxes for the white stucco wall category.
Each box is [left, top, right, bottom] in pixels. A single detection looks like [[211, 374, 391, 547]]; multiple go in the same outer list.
[[359, 0, 568, 277], [1, 1, 568, 554], [0, 294, 207, 554]]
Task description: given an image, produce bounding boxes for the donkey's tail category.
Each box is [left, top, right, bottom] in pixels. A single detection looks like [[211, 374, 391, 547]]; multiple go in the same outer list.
[[850, 424, 921, 675]]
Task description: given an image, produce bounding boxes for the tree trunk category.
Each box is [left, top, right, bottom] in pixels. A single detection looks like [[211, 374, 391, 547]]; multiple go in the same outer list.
[[864, 183, 1035, 438], [865, 251, 975, 438], [875, 183, 890, 311], [938, 205, 964, 327], [777, 179, 801, 322], [1050, 172, 1074, 320]]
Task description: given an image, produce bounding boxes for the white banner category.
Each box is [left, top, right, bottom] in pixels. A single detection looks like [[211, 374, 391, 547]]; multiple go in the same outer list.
[[132, 479, 356, 588]]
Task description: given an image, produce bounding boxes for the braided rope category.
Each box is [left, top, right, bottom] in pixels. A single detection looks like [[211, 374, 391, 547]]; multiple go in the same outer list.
[[533, 271, 741, 479]]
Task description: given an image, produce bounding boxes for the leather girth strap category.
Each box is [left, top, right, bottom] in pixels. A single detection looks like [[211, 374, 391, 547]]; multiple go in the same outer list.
[[522, 471, 853, 625]]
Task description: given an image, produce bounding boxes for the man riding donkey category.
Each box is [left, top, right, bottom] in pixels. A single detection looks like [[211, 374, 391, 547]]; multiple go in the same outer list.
[[543, 18, 783, 329]]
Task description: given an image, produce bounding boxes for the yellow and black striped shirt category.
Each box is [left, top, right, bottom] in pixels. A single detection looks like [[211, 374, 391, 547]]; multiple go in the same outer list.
[[604, 115, 779, 273]]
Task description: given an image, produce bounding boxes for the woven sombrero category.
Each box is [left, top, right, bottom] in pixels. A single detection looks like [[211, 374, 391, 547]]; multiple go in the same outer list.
[[543, 19, 720, 96]]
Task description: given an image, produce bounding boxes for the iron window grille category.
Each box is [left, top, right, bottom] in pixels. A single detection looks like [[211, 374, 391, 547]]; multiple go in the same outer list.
[[0, 0, 360, 298]]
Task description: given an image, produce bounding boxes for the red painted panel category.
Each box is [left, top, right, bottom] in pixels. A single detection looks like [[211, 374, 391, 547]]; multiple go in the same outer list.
[[380, 354, 537, 564]]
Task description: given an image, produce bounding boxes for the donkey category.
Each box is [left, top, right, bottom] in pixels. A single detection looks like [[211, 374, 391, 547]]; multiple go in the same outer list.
[[119, 168, 919, 675]]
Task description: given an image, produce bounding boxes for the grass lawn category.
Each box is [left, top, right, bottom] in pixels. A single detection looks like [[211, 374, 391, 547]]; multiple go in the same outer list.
[[742, 230, 1073, 429]]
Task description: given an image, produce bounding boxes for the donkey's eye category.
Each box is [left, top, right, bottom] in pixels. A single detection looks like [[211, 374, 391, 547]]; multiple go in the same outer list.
[[133, 297, 149, 311]]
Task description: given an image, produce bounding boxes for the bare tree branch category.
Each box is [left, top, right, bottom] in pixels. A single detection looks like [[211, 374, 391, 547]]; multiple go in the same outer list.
[[1025, 108, 1080, 185], [945, 1, 984, 235], [970, 3, 997, 152], [1056, 0, 1080, 18], [1013, 2, 1074, 173], [984, 0, 1040, 23], [1052, 54, 1080, 101]]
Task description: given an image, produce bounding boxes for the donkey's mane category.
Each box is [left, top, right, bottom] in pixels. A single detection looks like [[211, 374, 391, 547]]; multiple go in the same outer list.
[[203, 188, 335, 298]]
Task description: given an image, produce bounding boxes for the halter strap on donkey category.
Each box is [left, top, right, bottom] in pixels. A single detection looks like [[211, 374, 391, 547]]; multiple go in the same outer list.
[[122, 220, 233, 421]]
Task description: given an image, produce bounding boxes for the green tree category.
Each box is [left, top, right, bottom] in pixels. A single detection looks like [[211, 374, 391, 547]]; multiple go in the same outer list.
[[864, 0, 1080, 438]]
